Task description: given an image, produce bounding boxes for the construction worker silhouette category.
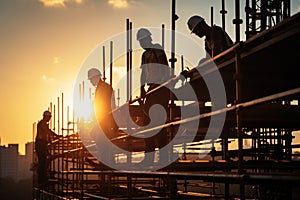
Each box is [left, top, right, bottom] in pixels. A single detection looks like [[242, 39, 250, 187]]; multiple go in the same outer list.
[[93, 73, 118, 165], [187, 15, 233, 62], [35, 110, 59, 187], [94, 78, 118, 139], [137, 28, 172, 164]]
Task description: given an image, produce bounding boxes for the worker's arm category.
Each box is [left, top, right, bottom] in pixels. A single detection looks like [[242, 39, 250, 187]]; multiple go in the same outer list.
[[47, 127, 60, 140], [140, 67, 146, 98], [211, 27, 228, 57], [211, 40, 225, 57]]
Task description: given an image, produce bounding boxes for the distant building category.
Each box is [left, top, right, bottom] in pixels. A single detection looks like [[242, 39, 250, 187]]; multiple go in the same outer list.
[[0, 144, 19, 180], [0, 142, 33, 181], [18, 142, 34, 180]]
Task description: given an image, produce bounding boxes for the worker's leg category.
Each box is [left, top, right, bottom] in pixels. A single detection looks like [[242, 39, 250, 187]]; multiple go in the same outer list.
[[36, 141, 48, 186], [157, 131, 169, 164], [144, 137, 155, 164]]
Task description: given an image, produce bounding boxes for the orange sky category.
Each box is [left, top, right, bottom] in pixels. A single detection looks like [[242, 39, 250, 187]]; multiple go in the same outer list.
[[0, 0, 299, 155]]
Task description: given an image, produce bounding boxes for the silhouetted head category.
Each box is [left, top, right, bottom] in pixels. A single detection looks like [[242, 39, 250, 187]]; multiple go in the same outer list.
[[187, 15, 208, 38], [136, 28, 153, 49], [43, 110, 52, 122], [88, 68, 102, 87]]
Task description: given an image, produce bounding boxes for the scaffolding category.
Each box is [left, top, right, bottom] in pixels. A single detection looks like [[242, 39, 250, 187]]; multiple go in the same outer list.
[[32, 1, 300, 199], [245, 0, 291, 38]]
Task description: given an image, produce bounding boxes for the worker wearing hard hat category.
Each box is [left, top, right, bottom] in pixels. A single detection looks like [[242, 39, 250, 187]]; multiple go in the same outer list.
[[136, 28, 172, 164], [92, 68, 118, 165], [187, 15, 233, 59], [88, 68, 102, 87], [35, 110, 59, 188]]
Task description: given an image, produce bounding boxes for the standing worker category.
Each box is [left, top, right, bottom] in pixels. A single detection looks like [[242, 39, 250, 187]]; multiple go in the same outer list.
[[93, 74, 118, 165], [187, 15, 233, 61], [137, 28, 172, 164], [35, 110, 59, 187]]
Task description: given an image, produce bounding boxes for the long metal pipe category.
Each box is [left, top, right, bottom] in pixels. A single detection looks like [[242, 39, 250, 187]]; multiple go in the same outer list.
[[57, 96, 60, 135], [234, 49, 245, 200], [126, 18, 130, 102], [245, 0, 250, 39], [50, 102, 53, 130], [110, 41, 113, 86], [170, 0, 177, 73], [251, 0, 256, 36], [162, 24, 165, 50], [61, 93, 64, 133], [53, 104, 56, 131], [129, 21, 132, 101], [234, 0, 241, 42], [103, 46, 106, 81], [220, 0, 227, 31], [61, 92, 64, 192], [211, 6, 214, 27]]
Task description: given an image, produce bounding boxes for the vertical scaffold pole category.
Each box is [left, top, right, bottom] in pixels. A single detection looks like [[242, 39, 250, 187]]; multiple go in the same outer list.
[[57, 96, 60, 192], [235, 48, 245, 200], [233, 0, 242, 43], [110, 41, 113, 86], [50, 102, 53, 130], [66, 105, 69, 192], [211, 6, 214, 26], [103, 46, 106, 81], [53, 104, 56, 173], [168, 0, 177, 165], [61, 92, 64, 192], [32, 122, 36, 195], [126, 18, 130, 102], [53, 104, 56, 132], [126, 18, 132, 165], [181, 55, 185, 107], [129, 21, 133, 102], [58, 97, 60, 135], [220, 0, 227, 31], [162, 24, 165, 50]]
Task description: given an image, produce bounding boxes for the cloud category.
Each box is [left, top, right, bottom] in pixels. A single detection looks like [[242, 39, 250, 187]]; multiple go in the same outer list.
[[39, 0, 83, 7], [108, 0, 129, 9]]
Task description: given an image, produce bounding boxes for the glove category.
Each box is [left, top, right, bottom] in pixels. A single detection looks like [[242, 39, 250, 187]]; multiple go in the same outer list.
[[180, 70, 189, 80]]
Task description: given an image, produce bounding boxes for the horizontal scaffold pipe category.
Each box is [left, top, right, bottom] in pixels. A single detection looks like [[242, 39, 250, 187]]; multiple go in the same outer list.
[[111, 86, 300, 142], [62, 143, 97, 155], [48, 133, 79, 145], [33, 187, 69, 199], [58, 170, 300, 185], [84, 192, 110, 200]]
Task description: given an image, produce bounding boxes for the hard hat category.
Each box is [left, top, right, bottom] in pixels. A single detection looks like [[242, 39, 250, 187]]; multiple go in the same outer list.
[[88, 68, 102, 80], [43, 110, 52, 117], [187, 15, 204, 33], [136, 28, 152, 41]]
